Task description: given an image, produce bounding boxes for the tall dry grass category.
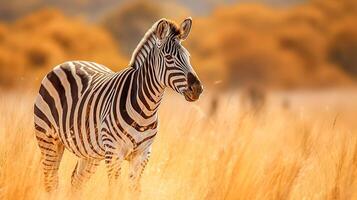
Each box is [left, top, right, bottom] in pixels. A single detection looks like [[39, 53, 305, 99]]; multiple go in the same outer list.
[[0, 89, 357, 199]]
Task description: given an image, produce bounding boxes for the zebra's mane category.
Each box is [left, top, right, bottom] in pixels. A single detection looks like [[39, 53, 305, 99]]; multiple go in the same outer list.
[[129, 20, 181, 69]]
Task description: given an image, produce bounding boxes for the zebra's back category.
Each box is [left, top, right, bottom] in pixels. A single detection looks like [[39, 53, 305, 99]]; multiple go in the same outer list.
[[34, 61, 116, 159]]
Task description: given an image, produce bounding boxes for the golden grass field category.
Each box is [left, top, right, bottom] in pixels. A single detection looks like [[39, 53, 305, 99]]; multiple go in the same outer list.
[[1, 89, 357, 199]]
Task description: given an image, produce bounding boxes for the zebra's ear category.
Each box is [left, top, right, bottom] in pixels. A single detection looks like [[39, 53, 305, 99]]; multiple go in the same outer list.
[[155, 19, 170, 41], [179, 17, 192, 41]]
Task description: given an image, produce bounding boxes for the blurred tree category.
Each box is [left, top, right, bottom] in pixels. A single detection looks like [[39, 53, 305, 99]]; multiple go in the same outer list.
[[101, 0, 190, 57], [0, 0, 42, 21], [1, 0, 357, 89], [277, 24, 326, 71], [102, 0, 163, 56], [188, 2, 356, 89], [328, 18, 357, 77], [0, 8, 126, 88], [312, 0, 357, 21]]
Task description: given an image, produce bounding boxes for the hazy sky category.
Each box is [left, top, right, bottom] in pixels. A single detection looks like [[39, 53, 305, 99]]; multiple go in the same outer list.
[[174, 0, 305, 15], [0, 0, 306, 21]]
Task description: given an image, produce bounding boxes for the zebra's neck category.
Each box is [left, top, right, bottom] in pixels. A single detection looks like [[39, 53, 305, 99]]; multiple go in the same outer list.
[[110, 25, 166, 129], [128, 29, 165, 115], [133, 48, 165, 116], [111, 36, 164, 130]]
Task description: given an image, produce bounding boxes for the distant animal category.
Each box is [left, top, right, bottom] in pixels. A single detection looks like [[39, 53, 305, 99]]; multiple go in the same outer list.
[[282, 97, 291, 110], [33, 18, 203, 192], [241, 85, 266, 113], [209, 96, 219, 117]]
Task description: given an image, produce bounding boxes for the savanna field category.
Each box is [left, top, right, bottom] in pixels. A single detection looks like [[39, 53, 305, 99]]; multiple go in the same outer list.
[[1, 88, 357, 200], [0, 0, 357, 199]]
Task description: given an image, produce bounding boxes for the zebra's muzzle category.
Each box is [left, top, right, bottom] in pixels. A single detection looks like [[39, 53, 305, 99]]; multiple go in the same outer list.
[[183, 72, 203, 102]]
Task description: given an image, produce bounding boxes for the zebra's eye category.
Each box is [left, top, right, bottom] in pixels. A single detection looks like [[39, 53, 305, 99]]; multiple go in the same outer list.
[[165, 55, 173, 60]]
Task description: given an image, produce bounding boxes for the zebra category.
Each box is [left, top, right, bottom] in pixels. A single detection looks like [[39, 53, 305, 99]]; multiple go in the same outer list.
[[33, 17, 203, 192]]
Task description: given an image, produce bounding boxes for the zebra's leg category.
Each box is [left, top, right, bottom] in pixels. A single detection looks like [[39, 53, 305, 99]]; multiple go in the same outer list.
[[35, 131, 64, 193], [71, 158, 100, 190], [105, 150, 123, 184], [101, 128, 124, 184], [128, 147, 151, 191], [104, 149, 124, 199]]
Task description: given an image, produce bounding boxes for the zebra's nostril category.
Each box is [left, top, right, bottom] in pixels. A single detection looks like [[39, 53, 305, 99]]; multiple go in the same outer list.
[[187, 83, 203, 96], [187, 72, 199, 85], [195, 84, 203, 95], [197, 84, 203, 94]]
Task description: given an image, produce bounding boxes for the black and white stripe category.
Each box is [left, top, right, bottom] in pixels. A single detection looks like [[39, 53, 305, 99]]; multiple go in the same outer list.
[[34, 18, 202, 192]]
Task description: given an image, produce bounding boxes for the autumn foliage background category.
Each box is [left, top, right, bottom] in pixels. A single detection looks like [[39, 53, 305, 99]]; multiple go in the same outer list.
[[1, 0, 357, 199], [0, 0, 356, 89]]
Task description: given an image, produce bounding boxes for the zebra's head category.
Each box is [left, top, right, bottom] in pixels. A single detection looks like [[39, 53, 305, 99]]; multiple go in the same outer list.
[[154, 18, 203, 102]]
